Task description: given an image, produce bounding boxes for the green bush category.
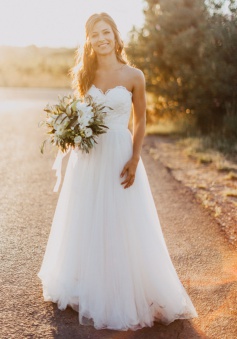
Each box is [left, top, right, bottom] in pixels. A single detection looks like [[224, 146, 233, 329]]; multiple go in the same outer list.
[[127, 0, 237, 136]]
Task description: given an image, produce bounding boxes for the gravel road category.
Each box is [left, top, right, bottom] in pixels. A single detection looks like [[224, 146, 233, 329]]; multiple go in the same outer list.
[[1, 88, 237, 339]]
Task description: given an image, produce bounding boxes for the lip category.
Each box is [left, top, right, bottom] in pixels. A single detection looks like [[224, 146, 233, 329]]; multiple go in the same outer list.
[[99, 43, 109, 47]]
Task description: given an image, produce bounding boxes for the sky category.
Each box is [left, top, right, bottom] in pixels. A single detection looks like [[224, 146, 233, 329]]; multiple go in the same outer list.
[[0, 0, 233, 48], [0, 0, 145, 48]]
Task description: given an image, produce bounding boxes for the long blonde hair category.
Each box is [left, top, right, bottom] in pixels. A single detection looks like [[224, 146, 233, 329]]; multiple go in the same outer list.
[[71, 13, 128, 97]]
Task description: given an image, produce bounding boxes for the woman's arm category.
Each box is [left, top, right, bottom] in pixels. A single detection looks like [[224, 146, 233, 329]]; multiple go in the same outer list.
[[120, 69, 146, 189]]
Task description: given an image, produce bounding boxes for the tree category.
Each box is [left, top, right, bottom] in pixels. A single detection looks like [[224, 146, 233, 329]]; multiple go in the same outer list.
[[127, 0, 237, 134]]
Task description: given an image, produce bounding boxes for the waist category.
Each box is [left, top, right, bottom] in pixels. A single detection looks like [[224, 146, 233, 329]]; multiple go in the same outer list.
[[106, 122, 129, 131]]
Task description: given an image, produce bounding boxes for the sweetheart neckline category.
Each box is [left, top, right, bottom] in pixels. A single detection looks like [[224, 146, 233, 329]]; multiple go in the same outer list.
[[91, 84, 133, 97]]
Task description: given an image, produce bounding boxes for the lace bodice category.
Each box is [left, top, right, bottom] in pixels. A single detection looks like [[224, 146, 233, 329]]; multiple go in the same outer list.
[[86, 85, 133, 129]]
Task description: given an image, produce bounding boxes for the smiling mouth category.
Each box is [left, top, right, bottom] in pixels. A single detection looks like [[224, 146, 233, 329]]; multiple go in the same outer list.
[[99, 43, 108, 47]]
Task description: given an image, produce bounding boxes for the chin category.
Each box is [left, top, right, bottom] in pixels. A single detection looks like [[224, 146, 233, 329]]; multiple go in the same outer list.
[[97, 48, 115, 56]]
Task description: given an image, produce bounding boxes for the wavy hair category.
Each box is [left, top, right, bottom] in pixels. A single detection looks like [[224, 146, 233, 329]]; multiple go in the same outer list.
[[71, 13, 128, 97]]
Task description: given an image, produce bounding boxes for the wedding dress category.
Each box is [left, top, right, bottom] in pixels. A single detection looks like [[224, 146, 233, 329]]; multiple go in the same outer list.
[[38, 85, 197, 331]]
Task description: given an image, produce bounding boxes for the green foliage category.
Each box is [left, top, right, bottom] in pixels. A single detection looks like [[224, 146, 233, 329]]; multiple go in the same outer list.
[[127, 0, 237, 135]]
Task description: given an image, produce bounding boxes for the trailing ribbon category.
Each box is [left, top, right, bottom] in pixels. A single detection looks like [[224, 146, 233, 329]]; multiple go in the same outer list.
[[52, 148, 71, 192]]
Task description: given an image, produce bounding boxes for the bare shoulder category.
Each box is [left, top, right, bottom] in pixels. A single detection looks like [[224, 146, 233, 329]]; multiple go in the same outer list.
[[125, 65, 145, 81], [123, 65, 145, 91]]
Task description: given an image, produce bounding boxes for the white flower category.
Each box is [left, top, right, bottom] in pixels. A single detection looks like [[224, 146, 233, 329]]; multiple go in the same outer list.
[[47, 114, 58, 125], [74, 135, 82, 144], [76, 102, 93, 116], [55, 125, 65, 136], [78, 115, 90, 128], [85, 128, 92, 138]]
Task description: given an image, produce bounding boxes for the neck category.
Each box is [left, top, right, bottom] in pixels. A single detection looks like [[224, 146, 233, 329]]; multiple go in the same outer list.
[[96, 53, 121, 71]]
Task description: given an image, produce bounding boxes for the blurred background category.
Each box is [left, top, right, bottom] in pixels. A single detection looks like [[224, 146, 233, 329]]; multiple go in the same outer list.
[[0, 0, 144, 88], [0, 0, 236, 150], [127, 0, 237, 148]]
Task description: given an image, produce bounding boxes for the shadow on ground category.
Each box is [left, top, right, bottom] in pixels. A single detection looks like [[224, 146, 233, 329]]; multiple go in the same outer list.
[[49, 304, 202, 339]]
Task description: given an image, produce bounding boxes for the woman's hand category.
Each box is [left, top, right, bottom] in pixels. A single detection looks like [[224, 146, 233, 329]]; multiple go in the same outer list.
[[120, 157, 139, 189]]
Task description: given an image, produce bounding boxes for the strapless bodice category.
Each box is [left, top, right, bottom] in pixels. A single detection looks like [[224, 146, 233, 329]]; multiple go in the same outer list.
[[86, 85, 132, 129]]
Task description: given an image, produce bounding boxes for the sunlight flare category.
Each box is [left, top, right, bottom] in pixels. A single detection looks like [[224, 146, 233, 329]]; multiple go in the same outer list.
[[0, 0, 144, 47]]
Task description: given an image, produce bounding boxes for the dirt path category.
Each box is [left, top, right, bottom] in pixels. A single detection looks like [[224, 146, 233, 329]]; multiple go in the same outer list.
[[147, 135, 237, 248], [1, 92, 237, 338]]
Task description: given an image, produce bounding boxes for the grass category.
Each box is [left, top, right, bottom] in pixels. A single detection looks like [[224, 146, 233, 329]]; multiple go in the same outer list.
[[146, 121, 237, 186], [225, 190, 237, 198], [225, 172, 237, 181], [177, 138, 218, 165], [145, 109, 196, 137], [216, 162, 237, 173], [145, 121, 180, 136], [197, 154, 213, 164], [197, 184, 207, 189], [173, 136, 237, 172], [145, 113, 237, 165]]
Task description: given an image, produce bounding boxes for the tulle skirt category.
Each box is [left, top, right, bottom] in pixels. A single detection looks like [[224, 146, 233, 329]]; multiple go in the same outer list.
[[38, 125, 197, 330]]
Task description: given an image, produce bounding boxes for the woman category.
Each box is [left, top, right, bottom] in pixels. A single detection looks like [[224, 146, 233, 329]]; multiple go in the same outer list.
[[38, 12, 197, 331]]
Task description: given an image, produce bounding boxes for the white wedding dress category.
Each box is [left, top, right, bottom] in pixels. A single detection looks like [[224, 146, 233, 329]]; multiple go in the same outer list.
[[38, 85, 197, 331]]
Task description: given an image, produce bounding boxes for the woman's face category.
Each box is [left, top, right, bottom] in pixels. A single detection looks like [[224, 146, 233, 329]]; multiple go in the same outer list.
[[89, 20, 116, 56]]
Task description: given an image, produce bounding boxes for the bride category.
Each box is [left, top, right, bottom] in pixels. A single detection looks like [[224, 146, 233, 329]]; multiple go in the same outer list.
[[38, 12, 197, 331]]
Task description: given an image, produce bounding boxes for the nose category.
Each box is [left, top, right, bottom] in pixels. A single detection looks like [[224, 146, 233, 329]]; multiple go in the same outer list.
[[98, 32, 106, 42]]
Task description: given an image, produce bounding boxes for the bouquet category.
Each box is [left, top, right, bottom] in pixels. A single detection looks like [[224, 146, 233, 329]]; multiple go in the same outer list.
[[40, 94, 110, 154]]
